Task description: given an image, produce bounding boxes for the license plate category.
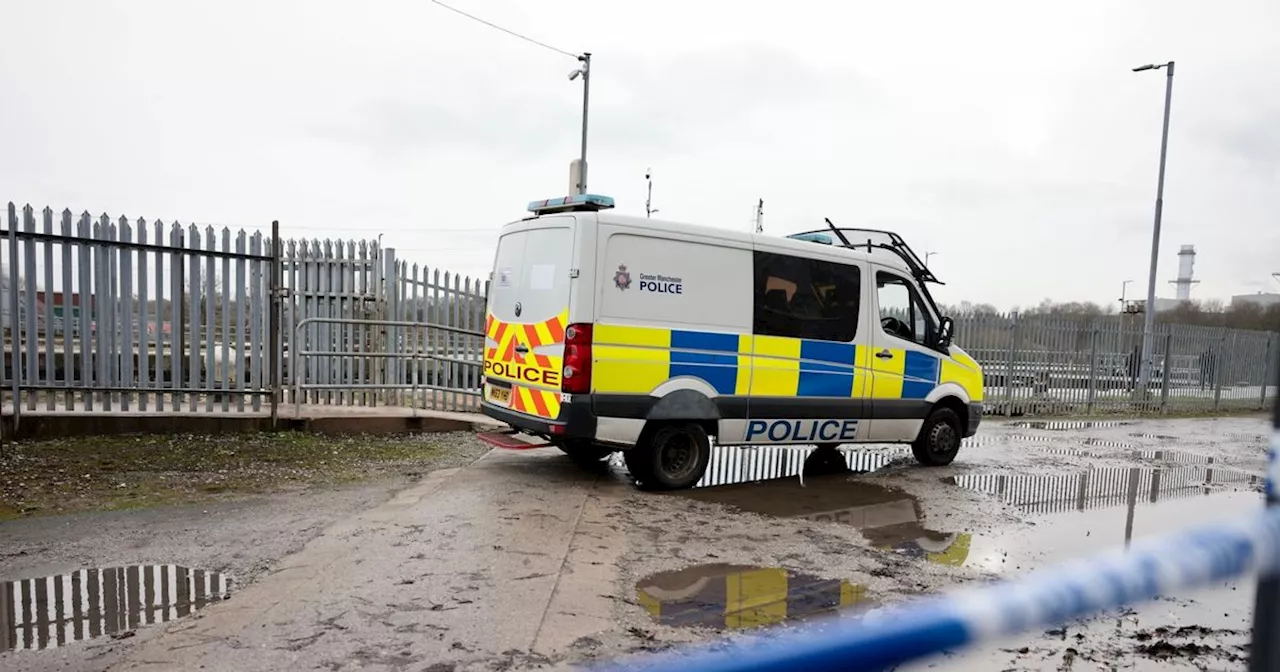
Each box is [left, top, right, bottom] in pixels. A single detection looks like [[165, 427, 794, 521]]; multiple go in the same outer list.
[[487, 384, 511, 405]]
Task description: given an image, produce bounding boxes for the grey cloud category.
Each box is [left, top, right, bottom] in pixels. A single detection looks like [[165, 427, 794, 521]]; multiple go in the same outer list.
[[593, 45, 877, 151], [309, 44, 876, 159], [1207, 111, 1280, 176]]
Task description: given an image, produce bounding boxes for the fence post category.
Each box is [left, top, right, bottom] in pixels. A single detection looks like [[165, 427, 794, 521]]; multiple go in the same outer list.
[[269, 221, 281, 429], [1004, 312, 1018, 415], [1160, 331, 1173, 414], [7, 204, 20, 434], [383, 248, 398, 405], [1263, 335, 1274, 411], [1086, 326, 1098, 415], [1248, 330, 1280, 671], [1214, 333, 1228, 412]]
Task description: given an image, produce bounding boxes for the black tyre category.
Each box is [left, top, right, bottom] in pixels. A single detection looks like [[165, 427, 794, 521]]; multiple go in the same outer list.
[[912, 407, 963, 466], [624, 423, 711, 490], [557, 440, 617, 464], [803, 445, 850, 477]]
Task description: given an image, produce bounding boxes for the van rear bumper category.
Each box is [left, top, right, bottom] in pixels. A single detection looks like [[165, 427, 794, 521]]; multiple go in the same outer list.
[[481, 398, 597, 440]]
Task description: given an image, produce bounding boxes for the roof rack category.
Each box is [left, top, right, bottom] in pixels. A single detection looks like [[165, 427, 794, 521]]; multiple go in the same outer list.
[[786, 219, 943, 286]]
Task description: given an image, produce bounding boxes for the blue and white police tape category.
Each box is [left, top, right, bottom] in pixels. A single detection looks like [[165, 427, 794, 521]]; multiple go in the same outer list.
[[591, 504, 1280, 672]]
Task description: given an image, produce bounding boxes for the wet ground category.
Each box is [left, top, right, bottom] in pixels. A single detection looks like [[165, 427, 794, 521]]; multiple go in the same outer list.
[[0, 415, 1272, 671]]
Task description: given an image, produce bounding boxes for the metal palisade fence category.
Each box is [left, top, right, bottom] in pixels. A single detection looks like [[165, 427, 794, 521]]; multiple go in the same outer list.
[[956, 311, 1277, 415], [0, 203, 491, 424], [1, 202, 1276, 422]]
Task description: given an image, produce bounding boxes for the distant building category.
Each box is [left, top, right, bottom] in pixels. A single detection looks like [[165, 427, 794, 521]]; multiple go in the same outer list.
[[1119, 297, 1190, 314], [1232, 293, 1280, 309]]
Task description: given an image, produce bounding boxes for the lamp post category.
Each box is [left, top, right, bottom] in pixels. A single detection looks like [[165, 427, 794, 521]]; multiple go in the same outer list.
[[1120, 279, 1134, 308], [1132, 60, 1175, 395], [925, 251, 937, 267], [569, 53, 592, 195]]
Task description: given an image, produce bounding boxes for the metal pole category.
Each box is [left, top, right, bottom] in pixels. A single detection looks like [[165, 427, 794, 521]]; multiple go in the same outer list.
[[1004, 313, 1018, 415], [1137, 61, 1175, 395], [1086, 326, 1098, 415], [1249, 328, 1280, 672], [6, 208, 18, 438], [1262, 335, 1274, 410], [577, 52, 591, 195], [1160, 331, 1173, 413], [269, 220, 281, 429]]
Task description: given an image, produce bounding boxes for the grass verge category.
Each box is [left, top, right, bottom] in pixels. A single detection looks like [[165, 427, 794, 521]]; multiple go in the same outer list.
[[0, 431, 488, 521]]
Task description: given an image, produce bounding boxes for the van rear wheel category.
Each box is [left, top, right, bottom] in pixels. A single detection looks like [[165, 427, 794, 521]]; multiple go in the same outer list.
[[912, 407, 962, 466], [624, 423, 711, 490]]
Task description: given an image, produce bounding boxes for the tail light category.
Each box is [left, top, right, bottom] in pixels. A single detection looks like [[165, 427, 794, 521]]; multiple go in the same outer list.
[[562, 323, 593, 394]]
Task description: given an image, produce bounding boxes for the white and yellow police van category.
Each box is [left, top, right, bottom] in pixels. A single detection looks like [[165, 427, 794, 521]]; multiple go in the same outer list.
[[480, 194, 984, 490]]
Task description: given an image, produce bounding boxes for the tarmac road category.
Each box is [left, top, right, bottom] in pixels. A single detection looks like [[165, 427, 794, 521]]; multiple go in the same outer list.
[[0, 415, 1272, 671]]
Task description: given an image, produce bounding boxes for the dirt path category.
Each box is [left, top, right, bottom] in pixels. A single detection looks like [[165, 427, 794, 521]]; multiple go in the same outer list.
[[1, 415, 1272, 671]]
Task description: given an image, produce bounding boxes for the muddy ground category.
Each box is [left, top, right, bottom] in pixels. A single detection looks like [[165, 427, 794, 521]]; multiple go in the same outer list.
[[0, 415, 1272, 671], [0, 431, 493, 520]]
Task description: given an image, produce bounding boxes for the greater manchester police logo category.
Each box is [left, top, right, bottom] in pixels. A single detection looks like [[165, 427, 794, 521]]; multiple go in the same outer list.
[[614, 264, 632, 290]]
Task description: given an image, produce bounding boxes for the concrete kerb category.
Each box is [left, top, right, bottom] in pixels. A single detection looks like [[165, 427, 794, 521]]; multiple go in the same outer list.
[[0, 405, 504, 441]]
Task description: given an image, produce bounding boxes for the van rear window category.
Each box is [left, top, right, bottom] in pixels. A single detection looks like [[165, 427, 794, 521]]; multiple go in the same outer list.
[[488, 225, 573, 323]]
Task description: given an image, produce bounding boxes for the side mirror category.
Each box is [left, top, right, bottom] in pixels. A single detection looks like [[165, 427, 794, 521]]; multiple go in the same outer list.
[[936, 316, 954, 349]]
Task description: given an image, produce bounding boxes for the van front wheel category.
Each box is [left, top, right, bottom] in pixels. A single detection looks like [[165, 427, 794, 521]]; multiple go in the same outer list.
[[912, 407, 962, 466], [624, 423, 711, 490]]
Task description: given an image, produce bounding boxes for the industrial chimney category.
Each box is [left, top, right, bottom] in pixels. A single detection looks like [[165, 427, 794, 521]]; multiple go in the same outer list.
[[1169, 244, 1199, 302]]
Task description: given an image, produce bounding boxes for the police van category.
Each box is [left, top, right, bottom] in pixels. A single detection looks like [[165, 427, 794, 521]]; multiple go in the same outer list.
[[479, 193, 984, 490]]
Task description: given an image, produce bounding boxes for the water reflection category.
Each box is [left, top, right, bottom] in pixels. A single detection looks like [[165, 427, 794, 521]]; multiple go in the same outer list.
[[1011, 420, 1134, 431], [951, 461, 1259, 543], [635, 563, 871, 630], [680, 447, 973, 566], [1, 565, 231, 653], [694, 444, 910, 489]]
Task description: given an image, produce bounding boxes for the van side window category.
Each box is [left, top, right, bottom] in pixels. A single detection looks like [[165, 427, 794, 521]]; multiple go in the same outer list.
[[752, 251, 861, 342], [875, 272, 934, 345]]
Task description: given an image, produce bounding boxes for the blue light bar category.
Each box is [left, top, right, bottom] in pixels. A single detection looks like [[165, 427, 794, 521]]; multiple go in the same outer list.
[[527, 193, 616, 214], [787, 232, 834, 245]]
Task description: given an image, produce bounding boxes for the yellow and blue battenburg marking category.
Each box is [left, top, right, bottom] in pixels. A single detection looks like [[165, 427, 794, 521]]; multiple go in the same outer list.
[[902, 350, 941, 399], [592, 324, 982, 403], [668, 330, 740, 394]]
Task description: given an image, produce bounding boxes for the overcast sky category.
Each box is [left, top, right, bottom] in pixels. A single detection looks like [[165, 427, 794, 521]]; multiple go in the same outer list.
[[2, 0, 1277, 310]]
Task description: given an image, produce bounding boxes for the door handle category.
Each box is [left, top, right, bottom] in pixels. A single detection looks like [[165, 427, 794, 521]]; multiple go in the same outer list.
[[875, 349, 894, 359], [514, 344, 529, 354]]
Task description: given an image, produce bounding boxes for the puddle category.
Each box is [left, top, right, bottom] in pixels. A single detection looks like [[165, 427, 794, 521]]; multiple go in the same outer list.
[[678, 448, 973, 566], [608, 443, 911, 489], [951, 463, 1259, 518], [1080, 437, 1137, 449], [1011, 420, 1134, 430], [1031, 446, 1248, 470], [947, 466, 1262, 575], [635, 563, 873, 630], [693, 444, 910, 489], [1, 565, 231, 653]]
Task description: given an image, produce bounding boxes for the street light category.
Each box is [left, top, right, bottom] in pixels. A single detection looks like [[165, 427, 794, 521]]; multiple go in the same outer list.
[[925, 251, 937, 267], [1132, 60, 1175, 395], [1120, 279, 1134, 305], [568, 53, 592, 195]]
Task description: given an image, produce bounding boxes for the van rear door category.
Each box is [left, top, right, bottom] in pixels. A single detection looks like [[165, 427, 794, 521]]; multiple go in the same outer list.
[[482, 217, 576, 422]]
